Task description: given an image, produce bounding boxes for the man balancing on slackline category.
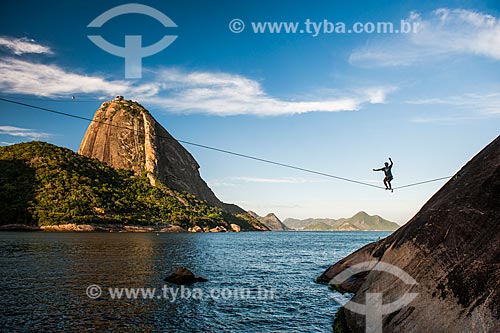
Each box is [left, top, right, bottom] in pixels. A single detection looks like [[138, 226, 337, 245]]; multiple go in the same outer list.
[[373, 157, 394, 191]]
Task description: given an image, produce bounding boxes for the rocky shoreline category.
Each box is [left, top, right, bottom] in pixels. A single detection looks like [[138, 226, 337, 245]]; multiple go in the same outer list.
[[0, 223, 242, 233]]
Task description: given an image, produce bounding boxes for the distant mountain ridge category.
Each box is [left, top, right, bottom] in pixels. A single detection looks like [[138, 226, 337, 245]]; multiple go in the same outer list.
[[248, 211, 291, 231], [283, 211, 398, 231]]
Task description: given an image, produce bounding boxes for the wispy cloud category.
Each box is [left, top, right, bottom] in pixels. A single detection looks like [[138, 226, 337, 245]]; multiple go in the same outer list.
[[0, 37, 393, 116], [350, 8, 500, 67], [209, 176, 322, 187], [407, 92, 500, 116], [232, 176, 314, 184], [0, 125, 52, 139], [410, 115, 487, 124], [0, 36, 53, 55]]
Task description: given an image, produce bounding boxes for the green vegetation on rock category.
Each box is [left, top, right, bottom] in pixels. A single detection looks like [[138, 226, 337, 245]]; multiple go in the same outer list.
[[0, 141, 258, 230]]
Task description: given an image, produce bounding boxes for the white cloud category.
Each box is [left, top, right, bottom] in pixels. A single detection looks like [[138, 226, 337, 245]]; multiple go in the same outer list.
[[350, 8, 500, 67], [0, 58, 142, 97], [144, 68, 391, 116], [0, 126, 52, 139], [0, 36, 53, 55], [0, 38, 393, 116]]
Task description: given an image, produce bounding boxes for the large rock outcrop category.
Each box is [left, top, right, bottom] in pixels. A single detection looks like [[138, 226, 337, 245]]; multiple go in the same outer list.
[[79, 98, 237, 212], [318, 135, 500, 332]]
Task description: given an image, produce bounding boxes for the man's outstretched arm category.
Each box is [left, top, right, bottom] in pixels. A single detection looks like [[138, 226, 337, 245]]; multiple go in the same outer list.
[[373, 168, 382, 171], [389, 157, 393, 167]]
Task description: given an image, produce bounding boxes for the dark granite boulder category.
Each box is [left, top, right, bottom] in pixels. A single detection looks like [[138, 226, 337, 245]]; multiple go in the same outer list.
[[165, 267, 208, 285], [319, 135, 500, 332]]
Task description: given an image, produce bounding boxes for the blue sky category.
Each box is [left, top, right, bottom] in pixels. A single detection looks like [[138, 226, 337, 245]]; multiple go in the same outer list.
[[0, 0, 499, 223]]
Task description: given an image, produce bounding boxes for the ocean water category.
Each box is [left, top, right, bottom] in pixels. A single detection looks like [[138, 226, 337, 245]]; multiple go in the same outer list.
[[0, 231, 390, 332]]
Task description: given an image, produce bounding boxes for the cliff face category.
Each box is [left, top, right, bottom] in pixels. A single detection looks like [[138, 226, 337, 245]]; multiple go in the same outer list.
[[79, 99, 226, 210], [318, 135, 500, 332]]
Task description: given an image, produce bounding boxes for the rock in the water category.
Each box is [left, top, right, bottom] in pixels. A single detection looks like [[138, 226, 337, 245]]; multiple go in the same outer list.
[[165, 267, 207, 285], [230, 223, 241, 232], [318, 135, 500, 332]]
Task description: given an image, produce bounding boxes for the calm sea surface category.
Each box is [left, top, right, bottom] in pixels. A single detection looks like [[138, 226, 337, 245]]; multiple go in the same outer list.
[[0, 231, 390, 332]]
